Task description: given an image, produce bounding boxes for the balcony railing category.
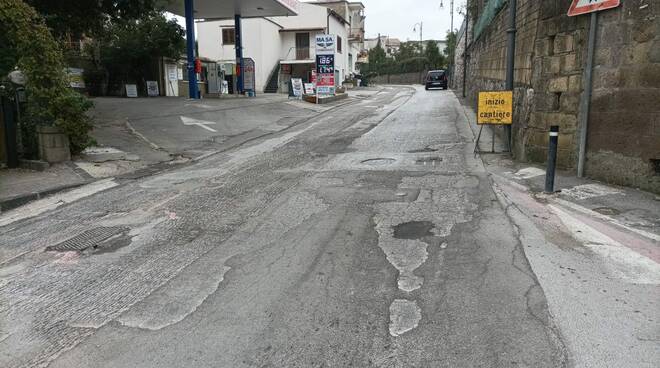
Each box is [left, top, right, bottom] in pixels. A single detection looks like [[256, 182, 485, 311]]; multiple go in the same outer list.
[[349, 28, 365, 41]]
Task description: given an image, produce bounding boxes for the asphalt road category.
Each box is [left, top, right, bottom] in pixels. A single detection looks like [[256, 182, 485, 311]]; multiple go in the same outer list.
[[0, 85, 611, 367]]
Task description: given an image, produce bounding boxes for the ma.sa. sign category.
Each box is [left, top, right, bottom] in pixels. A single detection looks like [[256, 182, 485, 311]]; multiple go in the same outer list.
[[315, 34, 336, 55]]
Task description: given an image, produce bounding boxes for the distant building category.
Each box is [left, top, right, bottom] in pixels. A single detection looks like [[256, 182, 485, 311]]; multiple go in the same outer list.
[[314, 1, 367, 70], [365, 36, 401, 58]]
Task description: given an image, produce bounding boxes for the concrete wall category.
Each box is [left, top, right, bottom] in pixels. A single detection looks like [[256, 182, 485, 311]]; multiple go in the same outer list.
[[456, 0, 660, 193], [371, 71, 427, 85]]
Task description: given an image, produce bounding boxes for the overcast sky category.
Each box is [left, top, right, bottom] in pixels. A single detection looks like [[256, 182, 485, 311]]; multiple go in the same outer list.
[[305, 0, 466, 41], [170, 0, 466, 42]]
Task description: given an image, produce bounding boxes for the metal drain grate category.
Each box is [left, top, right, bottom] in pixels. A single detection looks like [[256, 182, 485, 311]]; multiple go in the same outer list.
[[46, 226, 129, 252]]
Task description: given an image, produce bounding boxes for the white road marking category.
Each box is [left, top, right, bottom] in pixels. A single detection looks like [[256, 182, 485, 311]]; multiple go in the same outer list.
[[0, 179, 118, 227], [550, 204, 660, 284], [512, 167, 546, 179], [180, 116, 218, 132], [561, 183, 623, 200], [389, 299, 422, 337]]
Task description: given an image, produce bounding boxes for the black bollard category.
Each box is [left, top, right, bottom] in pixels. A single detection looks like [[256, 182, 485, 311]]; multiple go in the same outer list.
[[545, 125, 559, 193]]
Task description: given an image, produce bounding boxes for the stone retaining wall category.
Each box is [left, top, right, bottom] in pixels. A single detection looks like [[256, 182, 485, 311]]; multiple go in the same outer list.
[[457, 0, 659, 193]]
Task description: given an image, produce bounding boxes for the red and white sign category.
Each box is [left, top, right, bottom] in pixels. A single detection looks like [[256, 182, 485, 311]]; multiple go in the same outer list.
[[317, 73, 335, 95], [568, 0, 620, 17], [317, 73, 334, 86]]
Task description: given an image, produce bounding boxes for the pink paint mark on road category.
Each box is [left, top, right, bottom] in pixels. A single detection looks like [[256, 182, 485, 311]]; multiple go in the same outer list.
[[53, 251, 80, 265]]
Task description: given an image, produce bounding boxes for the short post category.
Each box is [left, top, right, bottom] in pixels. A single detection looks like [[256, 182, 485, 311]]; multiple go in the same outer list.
[[545, 125, 559, 193]]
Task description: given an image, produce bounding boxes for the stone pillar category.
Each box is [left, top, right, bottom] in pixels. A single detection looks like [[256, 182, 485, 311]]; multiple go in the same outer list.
[[37, 125, 70, 163]]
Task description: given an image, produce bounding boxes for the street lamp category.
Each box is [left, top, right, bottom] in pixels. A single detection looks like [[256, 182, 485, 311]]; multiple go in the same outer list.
[[412, 22, 423, 54], [440, 0, 455, 33]]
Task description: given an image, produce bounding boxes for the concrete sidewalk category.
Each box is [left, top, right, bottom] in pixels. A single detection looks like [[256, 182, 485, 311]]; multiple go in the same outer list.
[[455, 91, 659, 368], [0, 164, 91, 212], [456, 92, 660, 240]]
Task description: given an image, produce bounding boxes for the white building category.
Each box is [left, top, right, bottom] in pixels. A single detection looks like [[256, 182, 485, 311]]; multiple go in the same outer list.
[[365, 36, 401, 58], [197, 0, 366, 94]]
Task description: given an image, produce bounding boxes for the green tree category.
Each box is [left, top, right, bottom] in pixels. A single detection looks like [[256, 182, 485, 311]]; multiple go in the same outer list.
[[425, 40, 446, 69], [92, 12, 185, 91], [0, 0, 93, 155], [444, 31, 457, 67], [25, 0, 157, 39], [363, 42, 387, 76], [396, 42, 419, 61]]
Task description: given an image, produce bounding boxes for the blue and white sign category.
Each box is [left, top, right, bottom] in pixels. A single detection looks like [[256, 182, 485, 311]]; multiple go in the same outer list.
[[315, 34, 336, 55]]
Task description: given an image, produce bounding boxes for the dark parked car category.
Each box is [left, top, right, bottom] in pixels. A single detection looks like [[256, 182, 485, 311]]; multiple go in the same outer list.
[[425, 70, 448, 90]]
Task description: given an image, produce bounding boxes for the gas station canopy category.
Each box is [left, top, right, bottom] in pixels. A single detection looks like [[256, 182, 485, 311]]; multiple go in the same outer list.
[[160, 0, 299, 19]]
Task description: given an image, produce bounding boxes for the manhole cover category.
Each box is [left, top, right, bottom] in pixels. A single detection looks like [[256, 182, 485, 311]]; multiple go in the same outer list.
[[46, 226, 129, 252], [361, 158, 396, 166]]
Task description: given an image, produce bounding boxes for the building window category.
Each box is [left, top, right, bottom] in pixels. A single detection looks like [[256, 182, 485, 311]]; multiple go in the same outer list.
[[295, 32, 310, 60], [337, 36, 342, 53], [222, 28, 236, 45]]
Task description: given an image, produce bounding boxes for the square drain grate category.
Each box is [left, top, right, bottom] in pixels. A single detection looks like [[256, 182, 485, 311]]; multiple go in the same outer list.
[[46, 226, 129, 252]]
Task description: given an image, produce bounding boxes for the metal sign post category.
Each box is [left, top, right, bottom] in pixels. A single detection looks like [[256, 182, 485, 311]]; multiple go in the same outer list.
[[568, 0, 620, 177]]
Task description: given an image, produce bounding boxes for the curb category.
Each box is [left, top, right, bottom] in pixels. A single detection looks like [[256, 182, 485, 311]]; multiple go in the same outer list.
[[0, 182, 87, 213]]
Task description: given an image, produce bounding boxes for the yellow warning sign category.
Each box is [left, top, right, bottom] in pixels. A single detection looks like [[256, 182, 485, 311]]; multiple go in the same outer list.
[[478, 91, 513, 125]]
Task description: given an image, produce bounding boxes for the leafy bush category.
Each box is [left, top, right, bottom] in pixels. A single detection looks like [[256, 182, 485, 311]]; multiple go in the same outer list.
[[0, 0, 93, 155], [90, 12, 185, 92]]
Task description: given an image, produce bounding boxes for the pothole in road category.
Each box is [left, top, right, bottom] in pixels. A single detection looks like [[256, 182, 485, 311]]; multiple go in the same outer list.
[[592, 207, 621, 216], [408, 147, 439, 153], [361, 158, 396, 166], [392, 221, 435, 240]]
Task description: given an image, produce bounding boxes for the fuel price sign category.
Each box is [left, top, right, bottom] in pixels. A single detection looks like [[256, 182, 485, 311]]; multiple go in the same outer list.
[[316, 55, 335, 74]]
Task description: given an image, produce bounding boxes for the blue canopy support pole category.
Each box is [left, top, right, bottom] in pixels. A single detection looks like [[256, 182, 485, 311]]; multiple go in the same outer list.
[[185, 0, 199, 99], [235, 14, 244, 94]]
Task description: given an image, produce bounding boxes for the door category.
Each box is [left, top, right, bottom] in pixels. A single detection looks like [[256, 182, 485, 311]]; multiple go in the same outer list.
[[295, 33, 310, 60], [207, 63, 219, 93]]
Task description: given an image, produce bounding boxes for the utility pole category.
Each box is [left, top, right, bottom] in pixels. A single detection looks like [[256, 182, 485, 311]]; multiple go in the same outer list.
[[462, 5, 468, 98], [504, 0, 517, 151], [450, 1, 454, 32], [420, 22, 423, 53], [440, 0, 455, 33]]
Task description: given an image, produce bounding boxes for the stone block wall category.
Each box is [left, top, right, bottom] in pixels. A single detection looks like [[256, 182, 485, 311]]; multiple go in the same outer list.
[[586, 0, 660, 192], [457, 0, 659, 193], [524, 0, 587, 168]]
